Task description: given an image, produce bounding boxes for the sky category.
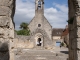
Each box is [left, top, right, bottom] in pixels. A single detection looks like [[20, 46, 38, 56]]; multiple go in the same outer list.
[[14, 0, 68, 30]]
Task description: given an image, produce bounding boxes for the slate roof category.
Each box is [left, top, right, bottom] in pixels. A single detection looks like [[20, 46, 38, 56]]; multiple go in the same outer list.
[[52, 28, 64, 36]]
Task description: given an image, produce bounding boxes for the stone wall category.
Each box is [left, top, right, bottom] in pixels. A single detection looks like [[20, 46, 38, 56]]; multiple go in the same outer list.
[[12, 38, 34, 49], [14, 35, 34, 49], [68, 0, 80, 60], [0, 0, 16, 60], [15, 35, 30, 40]]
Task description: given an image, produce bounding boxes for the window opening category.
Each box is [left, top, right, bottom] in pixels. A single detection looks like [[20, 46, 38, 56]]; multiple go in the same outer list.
[[38, 0, 41, 9], [38, 24, 41, 27]]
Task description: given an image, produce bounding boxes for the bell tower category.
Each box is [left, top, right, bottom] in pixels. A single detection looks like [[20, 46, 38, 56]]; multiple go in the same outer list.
[[35, 0, 44, 15]]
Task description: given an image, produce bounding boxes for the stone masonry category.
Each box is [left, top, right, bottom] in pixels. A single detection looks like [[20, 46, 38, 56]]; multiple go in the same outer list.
[[0, 0, 16, 60], [68, 0, 80, 60]]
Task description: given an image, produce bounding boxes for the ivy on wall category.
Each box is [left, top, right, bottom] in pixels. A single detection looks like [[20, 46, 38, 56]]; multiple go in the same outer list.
[[67, 17, 74, 24]]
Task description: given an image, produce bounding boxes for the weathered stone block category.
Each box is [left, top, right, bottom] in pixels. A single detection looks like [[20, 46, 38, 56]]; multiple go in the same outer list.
[[77, 38, 80, 49], [9, 18, 14, 29], [73, 19, 77, 28], [77, 53, 80, 60], [73, 28, 77, 38], [69, 30, 75, 39], [76, 16, 80, 26], [71, 39, 77, 50], [0, 6, 11, 16], [77, 27, 80, 37], [0, 38, 9, 43], [9, 29, 14, 39], [0, 0, 14, 6], [69, 24, 73, 31], [0, 28, 14, 39], [0, 16, 10, 27], [0, 0, 10, 6]]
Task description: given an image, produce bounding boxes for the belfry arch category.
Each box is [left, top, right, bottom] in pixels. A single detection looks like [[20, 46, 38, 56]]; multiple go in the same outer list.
[[0, 0, 80, 60]]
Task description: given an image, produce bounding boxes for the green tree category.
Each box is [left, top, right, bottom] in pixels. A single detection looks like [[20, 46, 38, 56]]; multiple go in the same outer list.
[[20, 22, 29, 30], [15, 22, 30, 36]]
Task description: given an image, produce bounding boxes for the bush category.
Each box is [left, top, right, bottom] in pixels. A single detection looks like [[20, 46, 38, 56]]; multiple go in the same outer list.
[[60, 42, 64, 46], [16, 29, 30, 36]]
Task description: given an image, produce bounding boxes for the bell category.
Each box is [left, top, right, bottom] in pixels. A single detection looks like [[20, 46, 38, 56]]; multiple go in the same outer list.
[[38, 5, 41, 8]]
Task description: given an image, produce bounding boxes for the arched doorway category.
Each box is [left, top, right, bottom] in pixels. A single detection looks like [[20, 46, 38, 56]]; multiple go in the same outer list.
[[37, 38, 42, 46], [35, 33, 43, 47]]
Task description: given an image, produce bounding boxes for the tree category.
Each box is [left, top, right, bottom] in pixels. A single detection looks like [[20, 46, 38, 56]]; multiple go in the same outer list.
[[15, 22, 30, 36], [20, 22, 29, 30]]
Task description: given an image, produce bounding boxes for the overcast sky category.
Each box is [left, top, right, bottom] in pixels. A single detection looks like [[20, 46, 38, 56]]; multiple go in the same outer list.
[[14, 0, 68, 30]]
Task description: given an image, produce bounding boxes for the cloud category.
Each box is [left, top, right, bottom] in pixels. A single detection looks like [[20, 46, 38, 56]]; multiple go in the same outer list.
[[14, 0, 35, 30], [44, 3, 68, 28], [14, 0, 68, 30], [53, 3, 68, 13]]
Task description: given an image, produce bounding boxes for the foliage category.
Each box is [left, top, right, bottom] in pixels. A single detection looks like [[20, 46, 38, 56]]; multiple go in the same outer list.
[[60, 42, 64, 46], [67, 17, 74, 24], [20, 22, 29, 30], [15, 22, 30, 36], [16, 29, 30, 36], [60, 42, 67, 47]]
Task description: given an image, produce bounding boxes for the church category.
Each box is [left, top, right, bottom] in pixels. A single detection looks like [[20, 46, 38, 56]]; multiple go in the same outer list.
[[28, 0, 53, 48]]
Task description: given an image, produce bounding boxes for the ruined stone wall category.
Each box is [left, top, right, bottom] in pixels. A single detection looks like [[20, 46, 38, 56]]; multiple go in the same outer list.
[[12, 38, 34, 49], [15, 35, 30, 40], [68, 0, 80, 60], [14, 35, 34, 49], [0, 0, 15, 38], [0, 0, 16, 60]]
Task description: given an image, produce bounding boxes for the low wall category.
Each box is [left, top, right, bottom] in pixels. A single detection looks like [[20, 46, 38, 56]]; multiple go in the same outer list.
[[12, 35, 34, 49]]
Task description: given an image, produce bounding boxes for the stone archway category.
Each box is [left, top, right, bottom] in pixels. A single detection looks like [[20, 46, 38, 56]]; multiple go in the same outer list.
[[35, 33, 43, 47], [37, 38, 42, 46]]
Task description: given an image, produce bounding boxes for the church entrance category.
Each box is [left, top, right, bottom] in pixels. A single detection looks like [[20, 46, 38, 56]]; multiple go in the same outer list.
[[37, 38, 42, 46], [35, 33, 43, 47]]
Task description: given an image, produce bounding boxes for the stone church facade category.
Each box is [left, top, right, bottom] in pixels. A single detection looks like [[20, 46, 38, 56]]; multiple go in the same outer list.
[[28, 0, 53, 48]]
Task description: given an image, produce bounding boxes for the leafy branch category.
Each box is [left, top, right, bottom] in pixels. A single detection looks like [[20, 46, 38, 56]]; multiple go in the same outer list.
[[67, 17, 74, 24]]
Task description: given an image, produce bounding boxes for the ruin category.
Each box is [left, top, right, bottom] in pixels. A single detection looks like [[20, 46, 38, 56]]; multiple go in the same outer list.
[[68, 0, 80, 60], [0, 0, 80, 60], [0, 0, 15, 60]]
